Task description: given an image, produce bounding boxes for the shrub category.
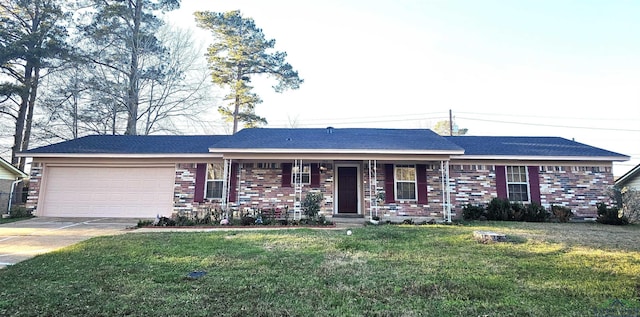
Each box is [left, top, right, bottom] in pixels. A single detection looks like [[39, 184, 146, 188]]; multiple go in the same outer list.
[[174, 215, 195, 226], [510, 202, 525, 221], [9, 206, 32, 219], [521, 202, 549, 222], [486, 198, 511, 221], [462, 204, 484, 220], [596, 202, 628, 225], [551, 205, 573, 223], [402, 218, 414, 225], [156, 216, 176, 226], [240, 216, 255, 226], [302, 192, 323, 220], [137, 219, 153, 228]]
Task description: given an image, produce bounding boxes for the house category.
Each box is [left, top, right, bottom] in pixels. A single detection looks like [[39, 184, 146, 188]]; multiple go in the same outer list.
[[18, 128, 629, 220], [615, 163, 640, 191], [0, 157, 28, 214]]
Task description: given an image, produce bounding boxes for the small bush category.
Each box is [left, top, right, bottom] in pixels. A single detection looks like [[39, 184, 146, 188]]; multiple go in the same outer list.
[[510, 202, 525, 221], [156, 216, 176, 226], [402, 218, 414, 225], [521, 202, 549, 222], [240, 216, 255, 226], [486, 198, 511, 221], [302, 192, 323, 220], [462, 204, 485, 220], [174, 215, 195, 226], [596, 202, 628, 225], [137, 219, 153, 227], [551, 205, 573, 223], [9, 206, 33, 219]]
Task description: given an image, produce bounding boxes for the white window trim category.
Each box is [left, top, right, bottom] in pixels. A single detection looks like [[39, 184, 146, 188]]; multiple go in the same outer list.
[[394, 164, 417, 201], [506, 166, 530, 203], [292, 164, 311, 185], [206, 163, 224, 199]]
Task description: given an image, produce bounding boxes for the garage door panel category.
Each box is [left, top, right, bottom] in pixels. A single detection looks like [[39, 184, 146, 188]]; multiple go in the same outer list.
[[41, 166, 175, 218]]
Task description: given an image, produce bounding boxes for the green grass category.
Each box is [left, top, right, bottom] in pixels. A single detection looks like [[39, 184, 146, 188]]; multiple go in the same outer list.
[[0, 222, 639, 316], [0, 216, 32, 224]]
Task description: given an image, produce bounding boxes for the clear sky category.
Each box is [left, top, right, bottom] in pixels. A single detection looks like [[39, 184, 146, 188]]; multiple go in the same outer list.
[[168, 0, 640, 176]]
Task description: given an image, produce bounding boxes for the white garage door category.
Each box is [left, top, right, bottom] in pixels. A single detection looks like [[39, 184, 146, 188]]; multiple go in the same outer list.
[[40, 166, 175, 218]]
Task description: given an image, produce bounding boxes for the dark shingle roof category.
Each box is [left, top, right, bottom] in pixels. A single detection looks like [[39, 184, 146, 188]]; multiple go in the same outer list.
[[22, 131, 629, 161], [211, 128, 464, 152], [445, 136, 628, 158], [25, 135, 227, 154]]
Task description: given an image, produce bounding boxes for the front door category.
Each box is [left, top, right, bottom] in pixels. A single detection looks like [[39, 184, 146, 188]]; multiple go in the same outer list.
[[337, 166, 358, 214]]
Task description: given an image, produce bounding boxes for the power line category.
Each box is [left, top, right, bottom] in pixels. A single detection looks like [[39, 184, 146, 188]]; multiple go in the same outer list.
[[268, 115, 449, 127], [457, 116, 640, 132], [457, 111, 640, 122]]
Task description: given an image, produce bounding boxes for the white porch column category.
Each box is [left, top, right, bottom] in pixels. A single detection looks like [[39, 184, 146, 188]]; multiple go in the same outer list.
[[367, 160, 378, 220], [441, 160, 452, 223], [221, 159, 231, 217], [293, 159, 303, 220]]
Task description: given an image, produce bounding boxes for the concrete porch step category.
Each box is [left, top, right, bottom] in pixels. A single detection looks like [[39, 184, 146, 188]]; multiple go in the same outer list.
[[329, 216, 367, 228]]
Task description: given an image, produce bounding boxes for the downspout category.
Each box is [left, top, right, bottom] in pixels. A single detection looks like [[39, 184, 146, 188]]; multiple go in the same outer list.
[[7, 178, 23, 215]]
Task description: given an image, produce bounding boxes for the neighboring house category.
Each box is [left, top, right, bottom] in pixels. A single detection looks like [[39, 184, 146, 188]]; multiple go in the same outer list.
[[18, 128, 629, 220], [0, 157, 28, 214], [615, 163, 640, 190]]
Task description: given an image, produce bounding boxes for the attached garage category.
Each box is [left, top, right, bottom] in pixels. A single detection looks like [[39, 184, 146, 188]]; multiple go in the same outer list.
[[39, 165, 175, 218]]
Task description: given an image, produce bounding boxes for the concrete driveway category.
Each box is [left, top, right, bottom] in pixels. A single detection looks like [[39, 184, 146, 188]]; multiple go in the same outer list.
[[0, 217, 136, 268]]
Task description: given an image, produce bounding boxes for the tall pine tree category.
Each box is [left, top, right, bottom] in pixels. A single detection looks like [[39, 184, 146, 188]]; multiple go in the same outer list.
[[0, 0, 69, 169], [195, 10, 303, 134], [82, 0, 180, 135]]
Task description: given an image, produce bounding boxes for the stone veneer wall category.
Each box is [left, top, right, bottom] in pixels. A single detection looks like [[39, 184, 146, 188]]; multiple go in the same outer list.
[[25, 162, 42, 214]]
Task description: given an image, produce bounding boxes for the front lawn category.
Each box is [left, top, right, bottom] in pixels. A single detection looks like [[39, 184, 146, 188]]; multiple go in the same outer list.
[[0, 222, 639, 316]]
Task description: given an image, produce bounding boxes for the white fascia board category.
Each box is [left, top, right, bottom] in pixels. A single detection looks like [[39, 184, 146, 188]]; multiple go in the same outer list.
[[0, 158, 27, 177], [450, 155, 630, 162], [209, 148, 465, 155], [16, 153, 223, 159], [616, 164, 640, 185]]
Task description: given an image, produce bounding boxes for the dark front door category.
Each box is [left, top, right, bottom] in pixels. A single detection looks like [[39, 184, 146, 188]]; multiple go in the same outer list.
[[337, 166, 358, 213]]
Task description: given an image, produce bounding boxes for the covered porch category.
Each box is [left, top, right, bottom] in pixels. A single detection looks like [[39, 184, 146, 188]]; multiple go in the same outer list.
[[216, 158, 454, 222]]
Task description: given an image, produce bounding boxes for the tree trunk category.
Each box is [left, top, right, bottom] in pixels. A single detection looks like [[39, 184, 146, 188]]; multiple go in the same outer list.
[[11, 62, 33, 166], [232, 94, 240, 134], [125, 0, 142, 135], [19, 65, 41, 171], [232, 66, 242, 134]]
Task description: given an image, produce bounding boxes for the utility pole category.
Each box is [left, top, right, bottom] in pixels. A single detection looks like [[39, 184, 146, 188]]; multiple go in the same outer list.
[[449, 109, 453, 136]]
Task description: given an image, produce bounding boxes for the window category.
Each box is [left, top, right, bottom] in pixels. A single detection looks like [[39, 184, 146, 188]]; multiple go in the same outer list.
[[257, 162, 280, 169], [206, 163, 224, 199], [506, 166, 529, 202], [292, 164, 311, 184], [395, 165, 416, 200]]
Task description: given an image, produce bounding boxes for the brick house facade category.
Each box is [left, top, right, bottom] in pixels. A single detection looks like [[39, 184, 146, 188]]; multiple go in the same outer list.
[[167, 160, 616, 220], [21, 128, 628, 219]]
